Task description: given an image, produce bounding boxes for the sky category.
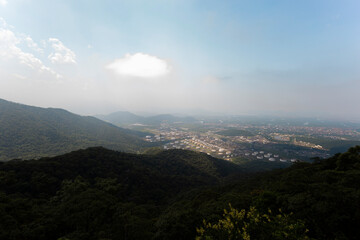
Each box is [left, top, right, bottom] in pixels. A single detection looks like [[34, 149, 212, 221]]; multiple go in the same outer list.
[[0, 0, 359, 121]]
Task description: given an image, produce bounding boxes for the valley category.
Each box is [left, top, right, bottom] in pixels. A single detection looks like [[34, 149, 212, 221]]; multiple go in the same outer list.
[[0, 99, 360, 239], [2, 1, 360, 239], [98, 111, 360, 167]]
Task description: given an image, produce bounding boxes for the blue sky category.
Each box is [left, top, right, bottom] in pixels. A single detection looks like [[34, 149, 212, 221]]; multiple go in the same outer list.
[[0, 0, 359, 120]]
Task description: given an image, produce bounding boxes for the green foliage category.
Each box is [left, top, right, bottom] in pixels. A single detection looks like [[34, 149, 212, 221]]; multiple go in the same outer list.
[[232, 157, 290, 172], [0, 98, 151, 161], [196, 204, 309, 240], [158, 146, 360, 240], [0, 145, 359, 239], [142, 147, 164, 155], [0, 147, 242, 239]]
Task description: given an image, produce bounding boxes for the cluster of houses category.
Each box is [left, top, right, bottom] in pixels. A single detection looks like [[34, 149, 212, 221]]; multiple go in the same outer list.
[[244, 151, 297, 163], [143, 125, 302, 163], [163, 137, 236, 160]]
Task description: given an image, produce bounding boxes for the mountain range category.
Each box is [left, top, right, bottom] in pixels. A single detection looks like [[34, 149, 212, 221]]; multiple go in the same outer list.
[[0, 99, 151, 161], [96, 111, 197, 126]]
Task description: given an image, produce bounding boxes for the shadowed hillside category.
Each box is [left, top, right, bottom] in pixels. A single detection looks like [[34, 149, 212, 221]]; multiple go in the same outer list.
[[0, 146, 359, 239], [0, 147, 243, 240], [0, 99, 150, 161], [157, 146, 360, 239]]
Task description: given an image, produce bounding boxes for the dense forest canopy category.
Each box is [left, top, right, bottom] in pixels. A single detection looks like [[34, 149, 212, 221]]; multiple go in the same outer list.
[[0, 146, 359, 239]]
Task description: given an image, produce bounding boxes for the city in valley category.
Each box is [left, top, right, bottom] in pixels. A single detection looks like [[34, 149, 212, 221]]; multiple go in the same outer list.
[[128, 116, 360, 166]]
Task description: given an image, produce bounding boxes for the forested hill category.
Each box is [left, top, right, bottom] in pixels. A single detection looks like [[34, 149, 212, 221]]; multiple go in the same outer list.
[[0, 147, 242, 198], [1, 146, 359, 239], [159, 146, 360, 239], [0, 99, 150, 161], [0, 147, 243, 240]]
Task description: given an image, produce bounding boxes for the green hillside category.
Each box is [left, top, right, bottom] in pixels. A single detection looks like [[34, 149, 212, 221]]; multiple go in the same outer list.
[[0, 146, 359, 239], [160, 146, 360, 240], [0, 147, 242, 240], [0, 99, 149, 161]]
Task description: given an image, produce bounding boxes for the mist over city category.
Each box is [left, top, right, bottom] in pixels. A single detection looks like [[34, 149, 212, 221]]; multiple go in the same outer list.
[[1, 0, 359, 121], [1, 1, 360, 240]]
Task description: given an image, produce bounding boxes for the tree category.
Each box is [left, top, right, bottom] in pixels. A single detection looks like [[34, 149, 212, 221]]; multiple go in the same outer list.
[[196, 204, 310, 240]]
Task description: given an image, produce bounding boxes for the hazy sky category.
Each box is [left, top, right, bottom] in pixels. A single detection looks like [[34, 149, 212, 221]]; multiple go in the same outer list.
[[0, 0, 359, 120]]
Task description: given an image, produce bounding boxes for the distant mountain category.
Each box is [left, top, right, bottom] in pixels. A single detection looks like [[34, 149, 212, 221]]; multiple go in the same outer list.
[[96, 111, 146, 126], [145, 114, 197, 125], [0, 99, 149, 161], [96, 111, 197, 126]]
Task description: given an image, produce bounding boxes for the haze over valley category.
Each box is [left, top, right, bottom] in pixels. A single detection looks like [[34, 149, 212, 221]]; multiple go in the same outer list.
[[1, 1, 360, 239], [1, 1, 360, 121]]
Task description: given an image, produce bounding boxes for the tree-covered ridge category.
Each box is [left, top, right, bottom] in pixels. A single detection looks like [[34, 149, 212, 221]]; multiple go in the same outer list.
[[0, 147, 242, 199], [0, 147, 243, 240], [0, 98, 150, 161], [0, 146, 359, 239], [161, 146, 360, 239]]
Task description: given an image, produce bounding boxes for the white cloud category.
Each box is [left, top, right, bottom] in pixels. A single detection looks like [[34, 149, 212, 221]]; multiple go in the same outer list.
[[0, 22, 61, 78], [48, 38, 76, 64], [0, 17, 10, 28], [24, 36, 43, 53], [0, 0, 7, 6], [106, 53, 171, 78], [0, 29, 19, 58]]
